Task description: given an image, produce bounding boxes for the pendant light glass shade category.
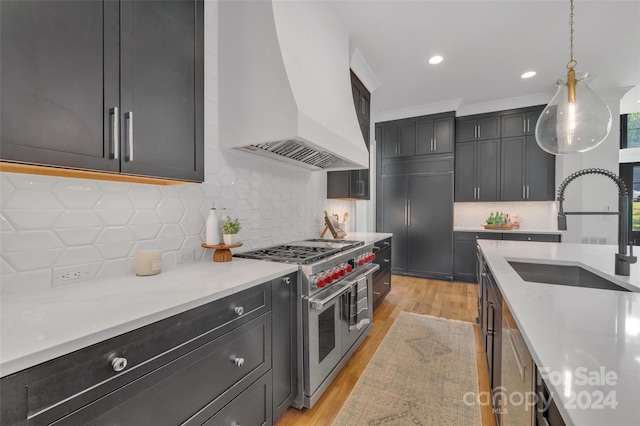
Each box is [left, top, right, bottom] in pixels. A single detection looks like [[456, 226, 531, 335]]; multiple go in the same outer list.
[[535, 72, 612, 155]]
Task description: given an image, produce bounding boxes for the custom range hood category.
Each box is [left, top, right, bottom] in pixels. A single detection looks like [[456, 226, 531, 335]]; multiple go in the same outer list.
[[218, 0, 369, 171]]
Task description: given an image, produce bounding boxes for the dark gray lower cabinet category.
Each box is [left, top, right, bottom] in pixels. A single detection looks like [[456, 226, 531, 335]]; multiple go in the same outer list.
[[484, 270, 502, 426], [454, 232, 501, 282], [372, 238, 392, 307], [271, 273, 297, 421], [377, 157, 454, 280], [454, 232, 561, 282], [0, 277, 296, 426]]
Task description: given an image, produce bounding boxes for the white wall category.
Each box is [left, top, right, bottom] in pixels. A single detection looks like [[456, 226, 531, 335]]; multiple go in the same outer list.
[[0, 0, 355, 295]]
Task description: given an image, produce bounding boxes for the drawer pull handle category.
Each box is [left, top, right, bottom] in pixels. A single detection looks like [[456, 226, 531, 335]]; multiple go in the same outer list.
[[383, 259, 390, 263], [234, 306, 244, 316], [373, 291, 381, 296], [384, 241, 390, 246], [111, 357, 128, 372], [383, 281, 390, 286], [234, 357, 245, 367]]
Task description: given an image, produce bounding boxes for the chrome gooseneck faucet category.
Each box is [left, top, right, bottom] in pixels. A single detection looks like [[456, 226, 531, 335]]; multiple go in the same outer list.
[[557, 168, 637, 276]]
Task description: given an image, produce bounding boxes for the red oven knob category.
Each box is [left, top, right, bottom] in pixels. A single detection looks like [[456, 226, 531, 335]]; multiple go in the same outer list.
[[358, 258, 364, 266], [346, 264, 353, 272], [317, 277, 326, 288], [326, 274, 333, 284], [339, 267, 345, 276], [371, 253, 376, 261], [332, 270, 340, 280]]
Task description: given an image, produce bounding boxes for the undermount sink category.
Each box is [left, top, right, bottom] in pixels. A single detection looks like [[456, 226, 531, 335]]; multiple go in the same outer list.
[[508, 261, 631, 292]]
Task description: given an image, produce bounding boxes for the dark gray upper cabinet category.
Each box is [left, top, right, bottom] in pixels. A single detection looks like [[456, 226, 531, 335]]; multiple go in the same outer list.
[[455, 106, 552, 202], [379, 119, 414, 158], [0, 0, 120, 173], [415, 116, 454, 155], [455, 139, 501, 201], [501, 135, 555, 201], [455, 115, 500, 142], [327, 71, 370, 200], [379, 112, 454, 158], [0, 0, 204, 182], [501, 109, 542, 138], [398, 119, 417, 157]]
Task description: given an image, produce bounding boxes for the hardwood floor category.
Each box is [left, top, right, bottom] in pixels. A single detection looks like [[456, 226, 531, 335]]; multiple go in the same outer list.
[[274, 275, 496, 426]]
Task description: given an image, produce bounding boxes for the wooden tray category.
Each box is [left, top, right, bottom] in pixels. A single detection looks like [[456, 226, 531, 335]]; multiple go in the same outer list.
[[201, 242, 243, 262], [483, 224, 514, 230]]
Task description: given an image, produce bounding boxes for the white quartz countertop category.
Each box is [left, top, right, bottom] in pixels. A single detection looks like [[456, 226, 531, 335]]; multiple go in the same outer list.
[[0, 259, 297, 377], [347, 232, 392, 245], [478, 240, 640, 426], [455, 227, 563, 235]]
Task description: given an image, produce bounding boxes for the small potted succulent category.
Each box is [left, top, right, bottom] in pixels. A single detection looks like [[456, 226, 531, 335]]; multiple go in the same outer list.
[[222, 216, 241, 245]]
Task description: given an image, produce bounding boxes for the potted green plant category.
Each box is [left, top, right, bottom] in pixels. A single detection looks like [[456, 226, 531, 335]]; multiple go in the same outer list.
[[222, 216, 241, 245]]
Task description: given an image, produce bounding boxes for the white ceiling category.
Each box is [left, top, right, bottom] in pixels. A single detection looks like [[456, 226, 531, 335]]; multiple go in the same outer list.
[[328, 0, 640, 120]]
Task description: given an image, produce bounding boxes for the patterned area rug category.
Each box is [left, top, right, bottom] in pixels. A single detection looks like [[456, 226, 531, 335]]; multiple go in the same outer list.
[[332, 312, 481, 426]]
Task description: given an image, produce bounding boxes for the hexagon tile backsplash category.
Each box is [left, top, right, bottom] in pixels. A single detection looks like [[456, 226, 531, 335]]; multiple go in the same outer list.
[[0, 150, 351, 294]]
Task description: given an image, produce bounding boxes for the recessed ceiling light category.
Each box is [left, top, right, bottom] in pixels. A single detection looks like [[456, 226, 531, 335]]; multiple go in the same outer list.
[[521, 71, 537, 79], [428, 55, 444, 65]]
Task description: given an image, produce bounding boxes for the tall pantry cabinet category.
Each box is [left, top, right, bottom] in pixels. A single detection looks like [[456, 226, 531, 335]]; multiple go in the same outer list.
[[376, 113, 455, 280]]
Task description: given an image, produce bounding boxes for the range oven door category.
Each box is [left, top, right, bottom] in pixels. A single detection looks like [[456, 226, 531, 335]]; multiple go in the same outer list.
[[303, 283, 350, 398], [341, 263, 379, 353]]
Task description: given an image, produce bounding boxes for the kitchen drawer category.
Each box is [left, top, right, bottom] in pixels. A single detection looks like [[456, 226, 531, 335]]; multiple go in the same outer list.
[[372, 238, 392, 281], [373, 269, 391, 307], [50, 314, 272, 426], [0, 283, 271, 426], [202, 370, 272, 426], [502, 233, 560, 242]]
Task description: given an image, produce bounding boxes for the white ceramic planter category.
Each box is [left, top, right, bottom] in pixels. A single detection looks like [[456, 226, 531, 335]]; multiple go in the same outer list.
[[223, 234, 239, 245]]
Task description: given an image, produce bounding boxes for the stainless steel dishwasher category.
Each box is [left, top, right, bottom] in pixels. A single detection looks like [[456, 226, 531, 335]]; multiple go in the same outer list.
[[500, 299, 535, 426]]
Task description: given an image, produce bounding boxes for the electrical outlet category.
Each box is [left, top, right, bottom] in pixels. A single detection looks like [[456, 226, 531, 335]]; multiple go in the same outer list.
[[177, 249, 194, 264], [52, 265, 91, 286]]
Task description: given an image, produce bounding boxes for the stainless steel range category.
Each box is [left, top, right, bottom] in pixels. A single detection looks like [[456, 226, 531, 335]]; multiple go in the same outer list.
[[235, 238, 379, 408]]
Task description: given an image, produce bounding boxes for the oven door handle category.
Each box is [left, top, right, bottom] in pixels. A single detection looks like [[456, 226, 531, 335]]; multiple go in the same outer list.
[[308, 284, 351, 310], [342, 263, 380, 284]]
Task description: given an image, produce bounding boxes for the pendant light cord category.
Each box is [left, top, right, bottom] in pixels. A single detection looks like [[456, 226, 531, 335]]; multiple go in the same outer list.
[[567, 0, 577, 69]]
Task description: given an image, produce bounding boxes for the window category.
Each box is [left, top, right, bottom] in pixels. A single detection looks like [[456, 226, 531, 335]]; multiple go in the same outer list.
[[621, 113, 640, 149]]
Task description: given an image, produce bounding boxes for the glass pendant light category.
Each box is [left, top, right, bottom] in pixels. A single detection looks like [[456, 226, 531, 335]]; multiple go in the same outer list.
[[535, 0, 612, 155]]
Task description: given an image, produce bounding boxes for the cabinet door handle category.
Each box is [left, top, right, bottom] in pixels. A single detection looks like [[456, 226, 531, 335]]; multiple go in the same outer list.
[[407, 199, 411, 226], [527, 119, 531, 133], [478, 125, 481, 139], [233, 357, 245, 367], [234, 306, 244, 316], [477, 187, 481, 199], [110, 356, 127, 372], [404, 200, 408, 226], [523, 120, 527, 133], [109, 107, 119, 160], [283, 276, 291, 285], [526, 185, 530, 198], [522, 186, 526, 199], [474, 125, 478, 139], [125, 111, 133, 162], [434, 139, 437, 151], [358, 180, 365, 196]]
